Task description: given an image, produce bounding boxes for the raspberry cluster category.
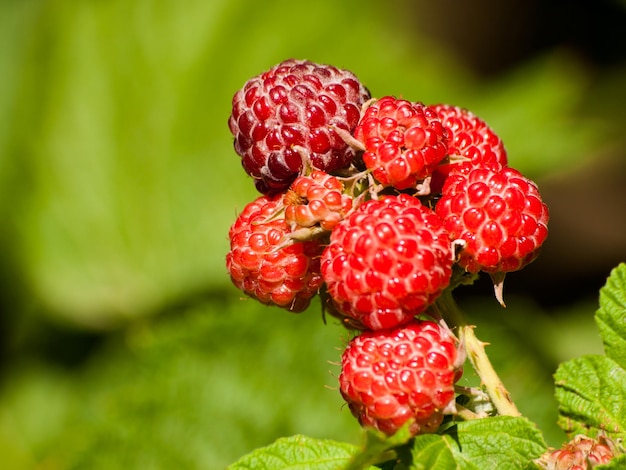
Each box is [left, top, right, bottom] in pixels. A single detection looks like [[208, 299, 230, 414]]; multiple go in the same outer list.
[[225, 59, 549, 437]]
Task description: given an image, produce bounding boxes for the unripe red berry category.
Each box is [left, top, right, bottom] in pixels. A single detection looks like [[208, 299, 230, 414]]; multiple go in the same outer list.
[[536, 435, 615, 470], [339, 319, 462, 436], [283, 170, 353, 231], [226, 195, 323, 312]]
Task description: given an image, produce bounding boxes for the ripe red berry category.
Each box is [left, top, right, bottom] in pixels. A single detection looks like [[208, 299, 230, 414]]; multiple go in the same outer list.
[[536, 435, 615, 470], [283, 170, 353, 231], [435, 166, 549, 275], [339, 319, 462, 436], [353, 96, 448, 190], [321, 194, 453, 330], [228, 59, 371, 194], [429, 104, 508, 193], [226, 195, 323, 312]]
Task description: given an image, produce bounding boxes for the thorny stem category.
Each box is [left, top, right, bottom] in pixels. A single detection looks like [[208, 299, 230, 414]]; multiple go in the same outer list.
[[434, 289, 521, 418], [461, 325, 521, 417]]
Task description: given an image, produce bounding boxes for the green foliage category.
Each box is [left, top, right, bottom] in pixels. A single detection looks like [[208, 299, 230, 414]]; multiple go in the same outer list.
[[0, 297, 360, 468], [231, 417, 547, 470], [555, 263, 626, 440], [410, 418, 545, 470], [555, 355, 626, 437], [463, 52, 606, 178], [1, 0, 626, 468], [596, 263, 626, 368]]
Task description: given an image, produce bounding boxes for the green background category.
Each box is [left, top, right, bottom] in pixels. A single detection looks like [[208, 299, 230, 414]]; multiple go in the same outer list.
[[1, 0, 625, 467]]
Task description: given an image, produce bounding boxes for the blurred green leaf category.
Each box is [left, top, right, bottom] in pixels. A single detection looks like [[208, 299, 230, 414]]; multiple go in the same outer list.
[[0, 0, 37, 155], [0, 295, 361, 468], [8, 0, 260, 327], [0, 365, 76, 470], [471, 52, 606, 180], [596, 263, 626, 368]]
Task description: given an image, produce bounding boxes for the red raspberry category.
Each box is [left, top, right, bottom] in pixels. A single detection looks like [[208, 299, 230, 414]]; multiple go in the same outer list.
[[228, 59, 371, 194], [353, 96, 448, 190], [226, 195, 323, 312], [435, 166, 549, 275], [430, 104, 508, 193], [283, 170, 353, 231], [339, 319, 462, 436], [321, 194, 453, 330], [536, 435, 615, 469]]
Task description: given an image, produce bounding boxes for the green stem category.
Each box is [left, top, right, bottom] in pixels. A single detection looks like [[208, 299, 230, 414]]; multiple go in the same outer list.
[[435, 289, 521, 418], [455, 404, 486, 421], [460, 325, 521, 417]]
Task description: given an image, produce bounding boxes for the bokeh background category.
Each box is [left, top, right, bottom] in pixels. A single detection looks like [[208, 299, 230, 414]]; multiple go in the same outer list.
[[1, 0, 625, 467]]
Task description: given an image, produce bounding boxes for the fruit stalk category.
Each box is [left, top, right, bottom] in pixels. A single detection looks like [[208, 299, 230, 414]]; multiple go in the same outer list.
[[435, 290, 521, 417], [460, 325, 520, 417]]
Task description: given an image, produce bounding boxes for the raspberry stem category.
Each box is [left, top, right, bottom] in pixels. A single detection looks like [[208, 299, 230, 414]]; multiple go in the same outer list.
[[455, 404, 487, 420], [460, 325, 521, 417], [434, 289, 521, 417]]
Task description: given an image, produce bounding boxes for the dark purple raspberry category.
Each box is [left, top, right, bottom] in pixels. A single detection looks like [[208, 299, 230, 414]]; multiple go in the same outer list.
[[228, 59, 370, 194]]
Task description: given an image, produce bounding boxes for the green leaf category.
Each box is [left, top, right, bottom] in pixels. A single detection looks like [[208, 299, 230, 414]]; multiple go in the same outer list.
[[410, 417, 546, 470], [228, 435, 366, 470], [596, 263, 626, 369], [555, 354, 626, 437]]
